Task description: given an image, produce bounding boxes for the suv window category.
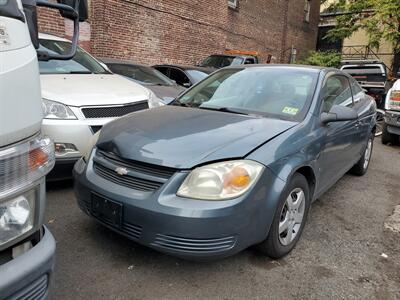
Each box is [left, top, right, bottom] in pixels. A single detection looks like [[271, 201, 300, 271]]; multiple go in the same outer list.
[[244, 58, 255, 64], [321, 75, 353, 113]]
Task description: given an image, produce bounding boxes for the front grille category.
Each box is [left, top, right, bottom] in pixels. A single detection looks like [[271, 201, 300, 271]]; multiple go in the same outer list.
[[81, 101, 148, 119], [97, 150, 176, 179], [10, 274, 48, 300], [151, 234, 237, 253], [94, 162, 164, 192]]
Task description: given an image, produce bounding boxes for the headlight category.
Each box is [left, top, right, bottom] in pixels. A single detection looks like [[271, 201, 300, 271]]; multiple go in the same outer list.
[[148, 90, 165, 108], [0, 188, 35, 247], [42, 98, 77, 119], [83, 130, 101, 162], [177, 160, 264, 200]]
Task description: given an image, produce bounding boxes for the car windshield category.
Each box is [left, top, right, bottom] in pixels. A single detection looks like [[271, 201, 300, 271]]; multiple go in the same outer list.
[[38, 39, 109, 74], [186, 70, 210, 83], [174, 68, 318, 121], [107, 64, 175, 86]]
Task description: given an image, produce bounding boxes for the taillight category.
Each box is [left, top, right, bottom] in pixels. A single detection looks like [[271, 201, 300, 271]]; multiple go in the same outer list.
[[388, 90, 400, 111]]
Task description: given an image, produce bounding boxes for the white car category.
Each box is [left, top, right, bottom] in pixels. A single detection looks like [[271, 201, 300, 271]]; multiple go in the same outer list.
[[39, 34, 163, 180]]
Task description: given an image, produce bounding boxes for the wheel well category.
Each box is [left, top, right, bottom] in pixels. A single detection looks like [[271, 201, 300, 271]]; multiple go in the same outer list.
[[372, 125, 376, 134], [295, 166, 316, 200]]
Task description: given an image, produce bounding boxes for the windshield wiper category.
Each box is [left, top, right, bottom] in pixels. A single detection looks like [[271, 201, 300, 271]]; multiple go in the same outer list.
[[69, 70, 93, 74], [199, 106, 249, 116]]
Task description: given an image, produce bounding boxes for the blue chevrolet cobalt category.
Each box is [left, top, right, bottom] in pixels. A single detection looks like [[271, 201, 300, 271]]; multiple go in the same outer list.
[[74, 65, 376, 260]]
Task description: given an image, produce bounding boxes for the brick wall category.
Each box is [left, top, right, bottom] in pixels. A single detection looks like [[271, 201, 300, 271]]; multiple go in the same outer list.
[[37, 0, 320, 65]]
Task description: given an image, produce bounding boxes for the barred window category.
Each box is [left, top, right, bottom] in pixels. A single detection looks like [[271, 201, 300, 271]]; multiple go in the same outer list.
[[304, 0, 311, 22], [228, 0, 238, 9]]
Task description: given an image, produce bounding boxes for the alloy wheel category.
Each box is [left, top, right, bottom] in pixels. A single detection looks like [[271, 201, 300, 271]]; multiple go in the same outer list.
[[278, 188, 306, 246]]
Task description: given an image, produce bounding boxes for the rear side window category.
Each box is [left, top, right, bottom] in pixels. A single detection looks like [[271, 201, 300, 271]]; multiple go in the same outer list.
[[321, 75, 353, 112], [155, 66, 169, 76], [169, 68, 190, 86], [244, 58, 255, 64]]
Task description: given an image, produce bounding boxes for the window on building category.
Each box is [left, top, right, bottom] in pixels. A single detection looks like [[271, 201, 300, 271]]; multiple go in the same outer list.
[[304, 0, 311, 23], [228, 0, 238, 9]]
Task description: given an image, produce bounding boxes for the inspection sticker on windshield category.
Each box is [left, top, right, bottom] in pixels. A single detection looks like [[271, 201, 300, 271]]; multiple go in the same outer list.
[[282, 106, 299, 115]]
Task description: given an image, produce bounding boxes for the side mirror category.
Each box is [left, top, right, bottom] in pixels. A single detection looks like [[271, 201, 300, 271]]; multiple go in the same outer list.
[[34, 0, 88, 61], [321, 105, 358, 124], [183, 82, 191, 88]]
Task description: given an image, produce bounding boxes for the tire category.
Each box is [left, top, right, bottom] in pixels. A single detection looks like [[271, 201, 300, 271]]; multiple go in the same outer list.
[[350, 134, 374, 176], [257, 173, 310, 259], [375, 109, 385, 137], [381, 123, 397, 145]]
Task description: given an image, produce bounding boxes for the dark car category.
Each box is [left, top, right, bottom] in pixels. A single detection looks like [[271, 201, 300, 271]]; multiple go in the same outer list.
[[74, 65, 376, 261], [101, 58, 186, 104], [153, 64, 214, 88], [199, 54, 259, 69]]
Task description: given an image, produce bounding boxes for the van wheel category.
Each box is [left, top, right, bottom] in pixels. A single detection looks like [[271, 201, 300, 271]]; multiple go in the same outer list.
[[257, 173, 310, 259], [381, 123, 397, 145]]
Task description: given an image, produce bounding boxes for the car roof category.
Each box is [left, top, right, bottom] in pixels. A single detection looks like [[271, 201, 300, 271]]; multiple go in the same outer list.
[[153, 64, 215, 74], [38, 33, 70, 42], [99, 58, 149, 68], [223, 64, 328, 72]]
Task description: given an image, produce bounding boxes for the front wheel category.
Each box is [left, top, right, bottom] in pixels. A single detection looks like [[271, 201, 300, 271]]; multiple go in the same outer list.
[[257, 173, 310, 259], [350, 134, 374, 176]]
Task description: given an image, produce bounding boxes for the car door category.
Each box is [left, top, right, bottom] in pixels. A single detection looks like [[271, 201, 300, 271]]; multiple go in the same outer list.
[[350, 77, 372, 154], [169, 68, 191, 87], [317, 74, 360, 192]]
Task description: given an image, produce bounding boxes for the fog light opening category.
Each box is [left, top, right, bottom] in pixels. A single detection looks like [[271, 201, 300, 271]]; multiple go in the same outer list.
[[55, 143, 78, 154]]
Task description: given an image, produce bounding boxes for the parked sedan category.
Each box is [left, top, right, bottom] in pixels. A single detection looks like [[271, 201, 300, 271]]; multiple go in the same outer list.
[[74, 65, 376, 261], [101, 59, 186, 104], [39, 34, 163, 180], [153, 64, 214, 88]]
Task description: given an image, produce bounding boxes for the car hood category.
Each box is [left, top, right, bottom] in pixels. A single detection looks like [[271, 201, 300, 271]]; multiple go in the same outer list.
[[146, 85, 186, 104], [40, 74, 150, 106], [97, 106, 297, 169]]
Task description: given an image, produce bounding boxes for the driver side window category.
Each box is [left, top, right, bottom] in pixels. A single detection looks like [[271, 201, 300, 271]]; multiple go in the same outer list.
[[321, 75, 353, 113]]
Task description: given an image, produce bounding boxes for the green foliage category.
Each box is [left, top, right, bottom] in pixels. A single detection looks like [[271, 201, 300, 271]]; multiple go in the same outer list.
[[324, 0, 400, 74], [299, 51, 342, 68], [325, 0, 400, 50]]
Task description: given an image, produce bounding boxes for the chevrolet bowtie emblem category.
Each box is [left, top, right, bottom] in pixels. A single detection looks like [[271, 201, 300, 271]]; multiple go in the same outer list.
[[115, 167, 128, 176]]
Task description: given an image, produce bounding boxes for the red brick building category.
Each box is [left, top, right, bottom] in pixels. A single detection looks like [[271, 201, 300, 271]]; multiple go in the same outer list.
[[38, 0, 320, 65]]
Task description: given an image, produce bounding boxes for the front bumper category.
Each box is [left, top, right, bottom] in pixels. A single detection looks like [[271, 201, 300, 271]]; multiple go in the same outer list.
[[42, 117, 113, 160], [384, 110, 400, 135], [43, 118, 114, 180], [73, 157, 285, 261], [0, 226, 56, 300]]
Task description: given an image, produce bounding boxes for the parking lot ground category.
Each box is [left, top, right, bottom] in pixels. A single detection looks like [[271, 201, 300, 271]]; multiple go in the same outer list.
[[46, 141, 400, 300]]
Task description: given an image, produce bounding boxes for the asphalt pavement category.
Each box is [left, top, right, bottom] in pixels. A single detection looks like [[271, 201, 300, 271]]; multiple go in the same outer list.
[[46, 141, 400, 300]]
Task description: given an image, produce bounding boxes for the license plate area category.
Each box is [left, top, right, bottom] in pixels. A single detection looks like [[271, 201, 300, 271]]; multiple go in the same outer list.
[[91, 193, 122, 227]]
